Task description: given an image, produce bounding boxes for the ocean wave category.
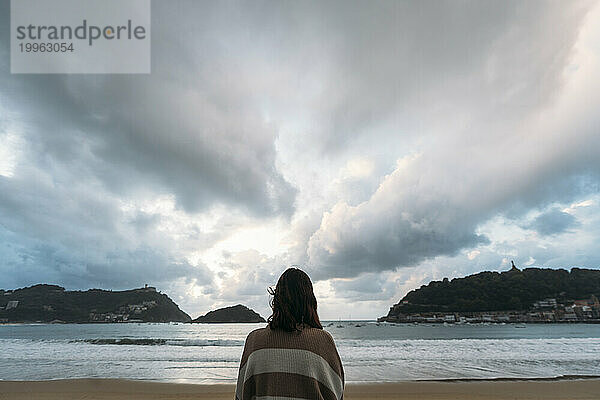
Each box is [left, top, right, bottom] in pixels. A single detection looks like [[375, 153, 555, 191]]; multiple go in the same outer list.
[[413, 374, 600, 382], [168, 339, 244, 347], [76, 338, 244, 346], [337, 337, 600, 347]]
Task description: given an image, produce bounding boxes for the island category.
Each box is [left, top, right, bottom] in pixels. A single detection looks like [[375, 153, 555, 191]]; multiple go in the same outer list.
[[192, 304, 266, 323], [379, 263, 600, 323], [0, 284, 191, 323]]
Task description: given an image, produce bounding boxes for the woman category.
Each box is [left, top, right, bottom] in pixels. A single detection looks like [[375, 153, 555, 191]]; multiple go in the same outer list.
[[235, 267, 344, 400]]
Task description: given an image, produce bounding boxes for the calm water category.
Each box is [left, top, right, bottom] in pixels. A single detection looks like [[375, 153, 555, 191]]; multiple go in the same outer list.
[[0, 322, 599, 383]]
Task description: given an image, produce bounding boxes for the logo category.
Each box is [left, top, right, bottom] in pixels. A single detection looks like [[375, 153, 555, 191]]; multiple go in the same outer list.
[[15, 19, 147, 47], [11, 0, 151, 74]]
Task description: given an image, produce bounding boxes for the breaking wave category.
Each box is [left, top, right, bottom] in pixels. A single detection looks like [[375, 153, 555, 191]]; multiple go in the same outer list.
[[78, 338, 244, 346]]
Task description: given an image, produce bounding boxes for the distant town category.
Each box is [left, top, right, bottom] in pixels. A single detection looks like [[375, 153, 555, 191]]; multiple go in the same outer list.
[[0, 284, 264, 324], [1, 285, 161, 323], [0, 284, 191, 323], [88, 299, 158, 323], [378, 295, 600, 323], [378, 296, 600, 323], [379, 265, 600, 324]]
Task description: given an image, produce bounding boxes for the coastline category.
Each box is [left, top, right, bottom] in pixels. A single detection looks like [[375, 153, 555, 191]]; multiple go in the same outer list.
[[1, 378, 599, 400], [4, 320, 600, 325]]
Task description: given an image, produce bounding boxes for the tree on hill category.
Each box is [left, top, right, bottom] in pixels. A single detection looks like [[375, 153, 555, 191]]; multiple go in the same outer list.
[[387, 265, 600, 314], [192, 304, 266, 323], [0, 284, 191, 323]]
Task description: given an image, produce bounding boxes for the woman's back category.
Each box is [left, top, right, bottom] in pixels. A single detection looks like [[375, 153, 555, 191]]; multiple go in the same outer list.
[[235, 326, 344, 400]]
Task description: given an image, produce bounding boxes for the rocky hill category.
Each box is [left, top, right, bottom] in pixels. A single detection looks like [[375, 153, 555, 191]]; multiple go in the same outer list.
[[192, 304, 265, 323], [0, 284, 191, 323], [381, 265, 600, 320]]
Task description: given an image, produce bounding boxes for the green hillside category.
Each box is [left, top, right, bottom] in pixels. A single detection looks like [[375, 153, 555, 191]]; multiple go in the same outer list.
[[386, 266, 600, 315], [192, 304, 265, 323], [0, 284, 191, 323]]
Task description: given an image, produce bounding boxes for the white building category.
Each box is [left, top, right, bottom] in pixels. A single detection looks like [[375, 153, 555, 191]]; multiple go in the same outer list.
[[6, 301, 19, 310]]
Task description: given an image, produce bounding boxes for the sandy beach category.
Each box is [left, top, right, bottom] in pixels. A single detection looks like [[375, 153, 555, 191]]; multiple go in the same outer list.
[[1, 378, 599, 400]]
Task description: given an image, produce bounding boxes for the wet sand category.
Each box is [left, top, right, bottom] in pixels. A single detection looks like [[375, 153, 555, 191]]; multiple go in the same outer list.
[[1, 378, 599, 399]]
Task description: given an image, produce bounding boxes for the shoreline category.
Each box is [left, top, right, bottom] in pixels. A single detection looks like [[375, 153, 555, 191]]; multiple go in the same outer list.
[[1, 378, 600, 400], [410, 374, 600, 382], [378, 320, 600, 324], [3, 320, 600, 324], [4, 374, 600, 384]]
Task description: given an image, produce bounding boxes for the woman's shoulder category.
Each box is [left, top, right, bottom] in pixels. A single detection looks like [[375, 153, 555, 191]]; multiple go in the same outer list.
[[245, 325, 337, 347], [292, 326, 339, 351], [245, 325, 335, 345], [245, 327, 269, 343], [303, 326, 335, 340]]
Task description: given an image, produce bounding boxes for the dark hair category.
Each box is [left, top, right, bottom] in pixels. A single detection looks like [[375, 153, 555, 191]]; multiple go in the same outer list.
[[268, 267, 322, 332]]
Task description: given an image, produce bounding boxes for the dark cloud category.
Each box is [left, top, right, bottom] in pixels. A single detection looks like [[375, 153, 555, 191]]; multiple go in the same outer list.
[[0, 0, 296, 217], [0, 169, 215, 290], [307, 159, 599, 280], [303, 1, 600, 280], [263, 1, 592, 156], [306, 155, 491, 279], [527, 207, 579, 236], [329, 273, 397, 301], [1, 0, 600, 318]]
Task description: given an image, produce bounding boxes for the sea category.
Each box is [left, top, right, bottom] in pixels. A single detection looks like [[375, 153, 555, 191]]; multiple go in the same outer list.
[[1, 322, 599, 383]]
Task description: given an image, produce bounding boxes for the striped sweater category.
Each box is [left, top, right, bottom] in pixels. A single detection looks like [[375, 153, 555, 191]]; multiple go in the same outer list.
[[235, 326, 344, 400]]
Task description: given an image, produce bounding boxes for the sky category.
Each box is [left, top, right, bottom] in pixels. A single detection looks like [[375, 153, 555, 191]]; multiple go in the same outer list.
[[1, 0, 599, 320]]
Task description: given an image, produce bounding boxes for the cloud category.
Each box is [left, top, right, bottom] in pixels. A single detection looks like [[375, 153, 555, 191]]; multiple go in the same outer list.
[[304, 1, 600, 280], [307, 154, 491, 279], [273, 1, 592, 155], [0, 1, 296, 218], [198, 250, 293, 318], [329, 272, 398, 301], [0, 165, 215, 290], [526, 207, 579, 236], [1, 0, 600, 319]]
